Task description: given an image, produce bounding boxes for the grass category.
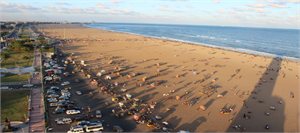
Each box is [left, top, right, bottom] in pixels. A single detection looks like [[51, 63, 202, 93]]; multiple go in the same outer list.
[[42, 47, 54, 53], [1, 51, 34, 68], [1, 73, 31, 82], [1, 90, 30, 122]]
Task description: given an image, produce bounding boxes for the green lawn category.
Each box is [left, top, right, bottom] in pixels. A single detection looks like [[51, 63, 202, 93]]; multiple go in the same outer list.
[[42, 47, 54, 53], [1, 73, 31, 82], [1, 51, 34, 68], [1, 90, 30, 122]]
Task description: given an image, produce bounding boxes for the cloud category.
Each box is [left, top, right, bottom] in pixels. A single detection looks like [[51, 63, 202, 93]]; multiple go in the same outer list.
[[255, 0, 300, 8], [55, 2, 71, 6], [262, 0, 300, 4], [0, 1, 41, 12], [284, 0, 300, 3], [248, 3, 266, 8], [269, 2, 287, 8], [212, 0, 221, 4], [47, 6, 99, 14], [246, 4, 267, 13], [246, 0, 290, 13], [96, 3, 108, 9], [46, 3, 139, 17], [110, 0, 121, 4], [158, 5, 183, 13]]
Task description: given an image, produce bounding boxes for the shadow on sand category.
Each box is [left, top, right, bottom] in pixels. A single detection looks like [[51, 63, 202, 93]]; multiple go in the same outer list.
[[227, 57, 284, 132]]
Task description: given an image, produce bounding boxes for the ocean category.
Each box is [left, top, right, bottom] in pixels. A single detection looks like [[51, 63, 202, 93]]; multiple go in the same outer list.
[[86, 23, 300, 60]]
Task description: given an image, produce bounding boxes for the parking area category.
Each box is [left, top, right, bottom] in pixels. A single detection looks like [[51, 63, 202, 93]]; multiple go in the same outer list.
[[44, 50, 158, 132]]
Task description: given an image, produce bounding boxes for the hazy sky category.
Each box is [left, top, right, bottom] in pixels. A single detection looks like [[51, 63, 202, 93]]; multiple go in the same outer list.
[[0, 0, 299, 29]]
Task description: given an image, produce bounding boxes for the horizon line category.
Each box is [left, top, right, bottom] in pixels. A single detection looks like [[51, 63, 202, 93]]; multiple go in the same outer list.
[[1, 20, 299, 30]]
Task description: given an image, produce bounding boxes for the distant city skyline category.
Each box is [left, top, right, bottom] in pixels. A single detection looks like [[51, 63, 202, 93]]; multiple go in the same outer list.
[[0, 0, 299, 29]]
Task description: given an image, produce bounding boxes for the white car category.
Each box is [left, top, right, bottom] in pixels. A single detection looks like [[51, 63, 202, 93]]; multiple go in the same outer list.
[[47, 94, 59, 98], [50, 103, 58, 107], [47, 90, 55, 94], [47, 98, 58, 103], [67, 126, 84, 133], [61, 81, 70, 86], [61, 92, 71, 97], [95, 110, 102, 118], [62, 118, 72, 124], [55, 117, 72, 125], [50, 86, 60, 90], [66, 110, 81, 115], [59, 95, 69, 100], [56, 120, 64, 125], [76, 91, 82, 95], [23, 84, 34, 88]]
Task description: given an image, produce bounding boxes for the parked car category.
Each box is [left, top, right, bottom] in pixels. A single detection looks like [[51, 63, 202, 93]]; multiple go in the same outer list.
[[63, 118, 72, 124], [47, 98, 58, 103], [85, 123, 104, 132], [47, 94, 59, 98], [66, 110, 81, 115], [0, 86, 10, 89], [95, 110, 102, 118], [50, 86, 60, 91], [23, 84, 34, 88], [61, 81, 70, 86], [47, 90, 56, 94], [63, 72, 70, 77], [113, 125, 124, 132], [77, 121, 90, 126], [53, 107, 65, 114], [50, 103, 58, 107], [76, 91, 82, 95], [59, 95, 69, 100], [67, 126, 84, 133], [55, 119, 65, 125]]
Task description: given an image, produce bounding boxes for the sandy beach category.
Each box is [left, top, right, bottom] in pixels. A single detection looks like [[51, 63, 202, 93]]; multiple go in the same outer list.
[[39, 24, 299, 132]]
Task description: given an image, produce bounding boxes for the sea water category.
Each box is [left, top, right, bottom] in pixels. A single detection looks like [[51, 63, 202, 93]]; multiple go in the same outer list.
[[86, 23, 300, 60]]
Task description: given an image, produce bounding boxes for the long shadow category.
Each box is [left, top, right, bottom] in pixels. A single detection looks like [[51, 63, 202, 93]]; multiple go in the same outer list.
[[176, 116, 207, 132], [227, 57, 284, 132]]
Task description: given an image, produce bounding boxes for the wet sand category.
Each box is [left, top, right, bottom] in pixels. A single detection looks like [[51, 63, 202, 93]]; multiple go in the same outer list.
[[39, 24, 299, 132]]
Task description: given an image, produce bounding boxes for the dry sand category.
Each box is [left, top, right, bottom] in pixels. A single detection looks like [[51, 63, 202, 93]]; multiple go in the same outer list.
[[39, 24, 299, 132]]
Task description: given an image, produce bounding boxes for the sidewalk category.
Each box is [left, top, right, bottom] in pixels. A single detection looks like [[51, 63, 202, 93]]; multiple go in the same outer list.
[[28, 48, 45, 132]]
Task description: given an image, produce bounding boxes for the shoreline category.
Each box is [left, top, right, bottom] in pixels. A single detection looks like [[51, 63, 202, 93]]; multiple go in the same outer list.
[[84, 24, 300, 63]]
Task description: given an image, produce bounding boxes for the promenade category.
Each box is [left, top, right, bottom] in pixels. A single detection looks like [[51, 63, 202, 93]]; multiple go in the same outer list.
[[28, 48, 45, 132]]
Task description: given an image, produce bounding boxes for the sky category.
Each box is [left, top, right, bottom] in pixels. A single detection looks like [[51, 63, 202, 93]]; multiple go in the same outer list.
[[0, 0, 299, 29]]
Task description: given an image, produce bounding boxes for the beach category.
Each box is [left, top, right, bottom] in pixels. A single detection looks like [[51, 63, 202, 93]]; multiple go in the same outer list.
[[39, 24, 299, 132]]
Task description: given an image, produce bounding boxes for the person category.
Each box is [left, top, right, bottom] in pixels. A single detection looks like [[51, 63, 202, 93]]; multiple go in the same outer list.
[[290, 92, 294, 98], [265, 124, 269, 130]]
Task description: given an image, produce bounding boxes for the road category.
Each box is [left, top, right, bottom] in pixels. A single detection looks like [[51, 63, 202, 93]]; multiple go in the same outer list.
[[28, 48, 45, 132]]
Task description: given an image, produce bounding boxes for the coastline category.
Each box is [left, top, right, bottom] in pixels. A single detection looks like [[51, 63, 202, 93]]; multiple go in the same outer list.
[[39, 24, 299, 132], [84, 24, 300, 63]]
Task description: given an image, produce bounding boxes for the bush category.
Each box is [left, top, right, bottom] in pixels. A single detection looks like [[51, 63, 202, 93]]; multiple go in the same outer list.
[[1, 51, 11, 59], [23, 55, 30, 59]]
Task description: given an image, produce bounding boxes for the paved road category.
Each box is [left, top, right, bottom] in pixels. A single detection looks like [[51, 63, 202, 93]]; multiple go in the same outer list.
[[28, 48, 45, 132]]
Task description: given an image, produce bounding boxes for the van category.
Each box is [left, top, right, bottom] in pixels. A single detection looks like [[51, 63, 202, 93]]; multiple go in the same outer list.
[[0, 86, 10, 90], [67, 126, 84, 133], [85, 123, 104, 132]]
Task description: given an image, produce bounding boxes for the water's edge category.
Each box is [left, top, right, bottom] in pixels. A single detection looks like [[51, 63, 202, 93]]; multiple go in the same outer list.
[[83, 24, 300, 62]]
